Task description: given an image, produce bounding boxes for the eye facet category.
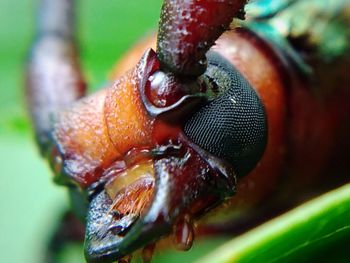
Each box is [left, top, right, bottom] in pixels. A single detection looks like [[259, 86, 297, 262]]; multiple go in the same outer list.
[[184, 52, 268, 177]]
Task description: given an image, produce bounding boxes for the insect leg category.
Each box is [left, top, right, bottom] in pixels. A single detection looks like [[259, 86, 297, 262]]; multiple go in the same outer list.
[[26, 0, 86, 154]]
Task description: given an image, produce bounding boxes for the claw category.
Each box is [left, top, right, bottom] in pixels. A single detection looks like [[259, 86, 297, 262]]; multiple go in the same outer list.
[[84, 138, 236, 262]]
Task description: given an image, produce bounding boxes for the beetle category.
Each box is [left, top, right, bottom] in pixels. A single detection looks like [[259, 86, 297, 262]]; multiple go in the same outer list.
[[26, 0, 350, 262]]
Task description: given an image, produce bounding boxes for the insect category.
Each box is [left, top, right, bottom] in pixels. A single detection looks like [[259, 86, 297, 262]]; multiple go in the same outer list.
[[26, 0, 350, 262]]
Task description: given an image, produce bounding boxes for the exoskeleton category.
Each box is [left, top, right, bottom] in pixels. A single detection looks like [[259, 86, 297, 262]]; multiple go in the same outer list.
[[26, 0, 350, 262]]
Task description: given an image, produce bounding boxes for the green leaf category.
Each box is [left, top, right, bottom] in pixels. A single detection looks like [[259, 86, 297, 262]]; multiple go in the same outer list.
[[198, 184, 350, 263]]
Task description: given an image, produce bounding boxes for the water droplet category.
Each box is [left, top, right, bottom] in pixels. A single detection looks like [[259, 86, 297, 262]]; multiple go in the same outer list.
[[173, 214, 194, 251], [198, 58, 207, 67], [118, 255, 132, 263], [53, 154, 62, 173], [142, 243, 156, 263]]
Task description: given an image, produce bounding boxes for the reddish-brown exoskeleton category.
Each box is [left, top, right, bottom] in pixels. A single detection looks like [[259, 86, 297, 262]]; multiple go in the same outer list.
[[26, 0, 350, 262]]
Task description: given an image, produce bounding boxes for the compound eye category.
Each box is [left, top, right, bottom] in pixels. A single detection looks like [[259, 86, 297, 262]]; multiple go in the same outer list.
[[184, 52, 267, 177]]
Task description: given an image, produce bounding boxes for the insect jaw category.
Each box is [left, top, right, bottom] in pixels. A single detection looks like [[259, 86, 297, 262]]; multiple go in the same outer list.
[[84, 137, 236, 263]]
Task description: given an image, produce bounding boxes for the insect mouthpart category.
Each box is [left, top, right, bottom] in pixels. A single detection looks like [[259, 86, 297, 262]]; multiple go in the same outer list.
[[104, 160, 155, 231], [84, 138, 237, 262], [84, 154, 157, 262]]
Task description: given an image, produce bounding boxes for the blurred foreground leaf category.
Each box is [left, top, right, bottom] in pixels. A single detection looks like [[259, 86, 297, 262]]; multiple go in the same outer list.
[[54, 184, 350, 263], [198, 184, 350, 263]]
